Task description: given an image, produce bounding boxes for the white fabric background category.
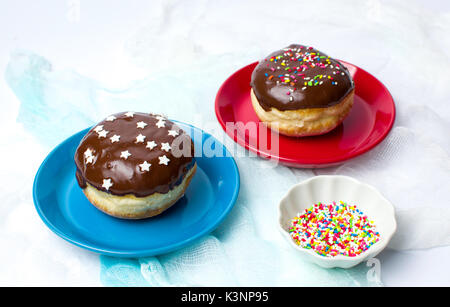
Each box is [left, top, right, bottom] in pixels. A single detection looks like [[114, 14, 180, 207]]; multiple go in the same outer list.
[[0, 0, 449, 286]]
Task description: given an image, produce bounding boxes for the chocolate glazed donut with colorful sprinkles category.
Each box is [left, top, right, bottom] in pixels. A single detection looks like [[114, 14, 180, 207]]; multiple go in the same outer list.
[[250, 44, 355, 137]]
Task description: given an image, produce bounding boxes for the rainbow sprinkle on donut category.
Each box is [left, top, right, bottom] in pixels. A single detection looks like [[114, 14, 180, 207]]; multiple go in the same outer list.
[[250, 44, 354, 111], [264, 46, 344, 91], [289, 201, 380, 257]]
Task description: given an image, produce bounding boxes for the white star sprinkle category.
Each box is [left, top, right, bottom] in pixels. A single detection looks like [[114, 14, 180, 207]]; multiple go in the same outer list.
[[155, 115, 166, 121], [159, 155, 170, 165], [120, 150, 131, 160], [98, 130, 109, 138], [139, 161, 151, 172], [84, 148, 93, 157], [168, 130, 179, 137], [135, 134, 146, 143], [110, 134, 120, 143], [102, 178, 113, 191], [85, 155, 94, 164], [136, 121, 148, 129], [161, 142, 171, 152], [146, 141, 157, 150], [106, 115, 116, 122], [125, 111, 134, 118], [94, 125, 104, 133], [156, 120, 165, 128]]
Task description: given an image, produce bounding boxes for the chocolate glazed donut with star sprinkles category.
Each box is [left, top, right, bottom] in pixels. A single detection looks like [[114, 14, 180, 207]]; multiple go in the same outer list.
[[74, 112, 195, 198]]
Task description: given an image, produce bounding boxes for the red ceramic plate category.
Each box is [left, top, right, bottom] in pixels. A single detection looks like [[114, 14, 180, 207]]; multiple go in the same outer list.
[[215, 61, 395, 168]]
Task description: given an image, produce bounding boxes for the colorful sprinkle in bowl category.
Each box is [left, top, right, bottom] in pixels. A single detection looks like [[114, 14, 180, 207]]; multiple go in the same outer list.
[[278, 175, 397, 269]]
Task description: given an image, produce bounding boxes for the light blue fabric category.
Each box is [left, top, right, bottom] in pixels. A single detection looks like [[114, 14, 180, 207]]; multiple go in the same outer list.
[[6, 51, 382, 286]]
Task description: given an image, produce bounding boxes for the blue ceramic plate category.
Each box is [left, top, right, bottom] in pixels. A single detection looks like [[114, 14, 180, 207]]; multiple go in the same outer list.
[[33, 121, 240, 257]]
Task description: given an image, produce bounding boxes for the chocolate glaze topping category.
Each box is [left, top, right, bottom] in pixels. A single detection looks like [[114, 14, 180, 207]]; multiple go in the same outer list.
[[74, 112, 195, 197], [250, 44, 354, 111]]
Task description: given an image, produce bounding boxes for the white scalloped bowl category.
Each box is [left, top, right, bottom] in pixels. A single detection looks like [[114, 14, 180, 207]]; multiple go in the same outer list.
[[278, 175, 397, 269]]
